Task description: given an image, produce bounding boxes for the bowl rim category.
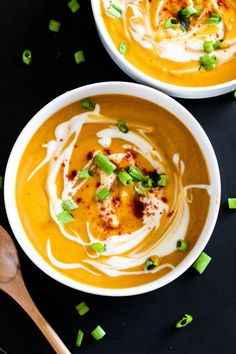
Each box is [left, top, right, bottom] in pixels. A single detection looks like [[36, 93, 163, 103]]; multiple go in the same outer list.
[[4, 81, 221, 296], [90, 0, 236, 97]]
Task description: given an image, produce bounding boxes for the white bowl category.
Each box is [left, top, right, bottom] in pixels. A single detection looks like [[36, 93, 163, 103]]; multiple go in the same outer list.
[[4, 82, 221, 296], [91, 0, 236, 99]]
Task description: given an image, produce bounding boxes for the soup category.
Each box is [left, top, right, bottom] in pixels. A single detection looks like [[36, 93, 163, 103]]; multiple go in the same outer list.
[[101, 0, 236, 87], [16, 95, 211, 289]]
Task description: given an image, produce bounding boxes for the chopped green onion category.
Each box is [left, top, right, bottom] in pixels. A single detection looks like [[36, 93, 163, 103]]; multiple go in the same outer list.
[[62, 199, 78, 211], [56, 211, 74, 224], [76, 329, 84, 347], [158, 174, 168, 187], [96, 187, 110, 202], [177, 9, 191, 31], [74, 50, 85, 64], [91, 325, 106, 341], [192, 252, 212, 274], [22, 50, 32, 65], [118, 42, 129, 55], [107, 3, 122, 19], [0, 176, 3, 189], [80, 97, 95, 110], [203, 40, 214, 53], [181, 6, 197, 18], [75, 302, 90, 316], [49, 19, 61, 32], [228, 198, 236, 209], [175, 314, 193, 328], [78, 168, 93, 179], [164, 17, 179, 29], [68, 0, 80, 13], [142, 177, 153, 188], [194, 6, 202, 17], [117, 120, 129, 133], [93, 153, 116, 175], [200, 54, 217, 70], [135, 185, 146, 196], [118, 169, 133, 186], [234, 91, 236, 99], [144, 255, 160, 271], [208, 13, 221, 25], [91, 243, 106, 253], [177, 239, 188, 251], [213, 40, 222, 49], [128, 166, 144, 181]]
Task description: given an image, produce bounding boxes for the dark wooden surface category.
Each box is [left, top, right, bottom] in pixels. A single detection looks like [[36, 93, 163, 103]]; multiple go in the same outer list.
[[0, 1, 236, 353]]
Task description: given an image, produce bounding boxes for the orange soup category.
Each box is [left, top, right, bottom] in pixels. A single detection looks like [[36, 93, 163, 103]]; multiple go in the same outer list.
[[16, 95, 210, 289], [101, 0, 236, 87]]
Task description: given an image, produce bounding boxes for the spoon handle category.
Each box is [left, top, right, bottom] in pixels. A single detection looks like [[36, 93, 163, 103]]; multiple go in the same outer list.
[[1, 270, 71, 354]]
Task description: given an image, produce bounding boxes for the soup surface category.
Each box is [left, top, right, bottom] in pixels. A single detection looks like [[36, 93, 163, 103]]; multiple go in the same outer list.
[[101, 0, 236, 87], [16, 95, 211, 289]]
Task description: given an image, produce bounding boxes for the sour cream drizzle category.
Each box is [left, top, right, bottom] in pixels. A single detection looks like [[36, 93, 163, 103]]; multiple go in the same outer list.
[[28, 105, 213, 277]]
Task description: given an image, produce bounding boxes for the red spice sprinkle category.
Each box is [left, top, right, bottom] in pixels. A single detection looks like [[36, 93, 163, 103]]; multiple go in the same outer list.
[[67, 169, 77, 181], [74, 144, 78, 148], [96, 182, 101, 188], [60, 139, 63, 142], [54, 157, 58, 161], [87, 151, 94, 160], [104, 148, 112, 155], [133, 198, 145, 219], [77, 197, 82, 203], [161, 197, 168, 203], [112, 196, 121, 208], [167, 211, 174, 217], [61, 162, 65, 168]]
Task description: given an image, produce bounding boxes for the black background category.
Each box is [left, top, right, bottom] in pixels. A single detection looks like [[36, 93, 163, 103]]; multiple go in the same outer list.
[[0, 1, 236, 353]]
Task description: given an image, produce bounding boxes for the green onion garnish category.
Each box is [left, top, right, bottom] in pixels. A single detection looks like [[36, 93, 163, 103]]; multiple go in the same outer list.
[[56, 211, 74, 224], [49, 19, 61, 32], [118, 42, 129, 55], [127, 166, 144, 181], [177, 7, 196, 31], [117, 120, 129, 133], [68, 0, 80, 13], [208, 13, 221, 25], [93, 153, 116, 175], [0, 176, 3, 189], [200, 54, 217, 70], [96, 187, 110, 202], [142, 177, 153, 188], [91, 325, 106, 341], [213, 40, 222, 49], [135, 185, 146, 196], [75, 302, 90, 316], [118, 169, 133, 186], [80, 97, 95, 110], [181, 6, 197, 18], [158, 174, 168, 187], [144, 255, 160, 271], [175, 314, 193, 328], [22, 50, 32, 65], [228, 198, 236, 209], [78, 167, 95, 179], [177, 239, 188, 251], [192, 252, 212, 274], [91, 243, 106, 253], [62, 199, 78, 212], [76, 329, 84, 347], [234, 91, 236, 99], [164, 17, 179, 29], [107, 3, 122, 19], [74, 50, 85, 64], [203, 40, 214, 53]]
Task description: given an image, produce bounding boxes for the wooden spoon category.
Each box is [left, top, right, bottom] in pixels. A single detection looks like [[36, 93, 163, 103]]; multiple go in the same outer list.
[[0, 225, 71, 354]]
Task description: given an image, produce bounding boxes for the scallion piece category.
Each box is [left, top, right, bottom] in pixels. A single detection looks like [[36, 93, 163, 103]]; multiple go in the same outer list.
[[181, 6, 197, 18], [228, 198, 236, 209], [62, 199, 78, 211], [164, 17, 179, 29], [175, 314, 193, 328], [96, 187, 110, 202], [78, 168, 93, 179], [208, 13, 221, 25], [177, 239, 188, 251], [142, 177, 153, 188], [203, 40, 214, 53], [56, 211, 74, 224], [74, 50, 85, 64], [118, 169, 133, 186], [22, 50, 32, 65], [234, 90, 236, 99], [68, 0, 80, 13], [192, 252, 212, 274], [91, 325, 106, 341], [135, 185, 146, 196], [93, 153, 116, 175], [49, 19, 61, 32], [76, 329, 84, 347], [117, 120, 129, 133], [200, 54, 217, 70], [75, 302, 90, 316], [158, 174, 168, 187], [91, 243, 106, 253], [0, 176, 3, 189], [127, 166, 144, 181], [144, 255, 160, 271], [107, 3, 122, 19], [213, 40, 222, 49], [118, 42, 128, 55], [80, 97, 95, 110]]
